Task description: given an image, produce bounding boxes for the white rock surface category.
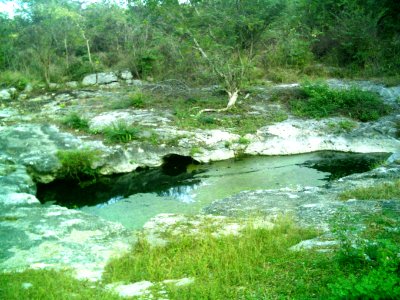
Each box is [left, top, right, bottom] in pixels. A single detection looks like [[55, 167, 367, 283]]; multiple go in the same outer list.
[[82, 72, 118, 86], [107, 281, 153, 297], [0, 89, 12, 100], [65, 81, 78, 88], [120, 70, 133, 80]]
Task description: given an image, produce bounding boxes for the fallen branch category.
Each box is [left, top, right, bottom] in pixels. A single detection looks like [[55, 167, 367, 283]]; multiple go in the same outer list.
[[196, 90, 238, 116]]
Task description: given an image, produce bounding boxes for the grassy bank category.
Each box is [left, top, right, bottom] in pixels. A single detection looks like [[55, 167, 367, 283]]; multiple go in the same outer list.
[[1, 213, 399, 299]]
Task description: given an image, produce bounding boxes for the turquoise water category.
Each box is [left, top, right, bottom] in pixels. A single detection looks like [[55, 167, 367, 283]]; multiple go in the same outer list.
[[80, 153, 331, 229], [33, 151, 388, 229]]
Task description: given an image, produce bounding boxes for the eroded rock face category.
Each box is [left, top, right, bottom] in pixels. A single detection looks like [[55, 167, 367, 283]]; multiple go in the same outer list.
[[245, 117, 400, 156], [0, 124, 80, 182], [0, 150, 132, 280]]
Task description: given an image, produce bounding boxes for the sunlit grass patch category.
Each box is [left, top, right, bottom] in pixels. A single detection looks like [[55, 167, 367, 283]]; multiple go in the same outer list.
[[103, 218, 345, 299], [339, 179, 400, 200]]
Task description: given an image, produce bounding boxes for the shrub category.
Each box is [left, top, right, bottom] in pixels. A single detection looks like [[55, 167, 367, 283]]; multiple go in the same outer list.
[[238, 136, 250, 145], [102, 121, 141, 143], [0, 70, 30, 90], [290, 82, 390, 121], [56, 149, 100, 182], [66, 60, 93, 81], [329, 210, 400, 299], [62, 112, 89, 130]]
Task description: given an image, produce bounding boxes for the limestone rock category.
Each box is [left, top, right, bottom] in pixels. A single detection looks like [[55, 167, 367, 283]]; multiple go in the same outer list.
[[106, 281, 153, 298], [388, 152, 400, 164], [65, 81, 78, 88], [82, 72, 118, 86], [24, 83, 33, 93], [0, 88, 16, 101], [120, 70, 133, 80], [48, 83, 60, 89], [126, 79, 143, 86]]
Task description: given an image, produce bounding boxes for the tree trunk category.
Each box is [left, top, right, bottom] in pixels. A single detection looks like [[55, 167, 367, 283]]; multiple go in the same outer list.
[[64, 37, 69, 69], [86, 38, 93, 66]]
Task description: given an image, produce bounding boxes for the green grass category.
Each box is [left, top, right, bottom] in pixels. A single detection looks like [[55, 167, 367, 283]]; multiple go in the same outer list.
[[109, 92, 146, 109], [173, 106, 287, 135], [339, 179, 400, 200], [289, 81, 390, 122], [57, 148, 100, 182], [328, 209, 400, 299], [326, 119, 358, 134], [133, 90, 287, 134], [1, 214, 398, 299], [61, 112, 89, 130], [102, 121, 141, 143], [103, 218, 363, 299], [0, 70, 31, 91], [237, 136, 250, 145], [0, 269, 122, 300]]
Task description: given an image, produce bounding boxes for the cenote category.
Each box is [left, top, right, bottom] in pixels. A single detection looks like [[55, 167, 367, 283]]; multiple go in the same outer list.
[[36, 151, 389, 229]]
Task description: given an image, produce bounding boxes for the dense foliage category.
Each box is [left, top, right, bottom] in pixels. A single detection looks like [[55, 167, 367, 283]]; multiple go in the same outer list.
[[290, 82, 390, 121], [0, 0, 399, 87]]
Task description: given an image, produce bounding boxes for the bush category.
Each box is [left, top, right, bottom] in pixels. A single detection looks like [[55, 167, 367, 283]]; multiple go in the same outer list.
[[67, 60, 93, 81], [57, 149, 100, 182], [0, 70, 30, 90], [329, 208, 400, 299], [102, 121, 141, 143], [61, 112, 89, 130], [290, 82, 390, 121]]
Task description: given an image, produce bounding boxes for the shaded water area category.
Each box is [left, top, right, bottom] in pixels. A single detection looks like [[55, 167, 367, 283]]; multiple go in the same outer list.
[[36, 151, 389, 229]]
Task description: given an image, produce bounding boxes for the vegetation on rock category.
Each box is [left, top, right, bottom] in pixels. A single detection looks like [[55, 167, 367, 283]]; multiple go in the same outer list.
[[56, 148, 100, 182], [102, 121, 142, 144], [339, 179, 400, 200], [62, 112, 89, 130], [289, 82, 390, 121]]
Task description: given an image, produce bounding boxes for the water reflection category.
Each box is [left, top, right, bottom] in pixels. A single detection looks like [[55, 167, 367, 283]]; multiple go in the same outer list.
[[158, 182, 203, 203], [37, 151, 389, 210]]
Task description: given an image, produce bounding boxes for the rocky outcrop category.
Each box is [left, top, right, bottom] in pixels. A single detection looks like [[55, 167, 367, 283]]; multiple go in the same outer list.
[[0, 88, 17, 101], [245, 117, 400, 156], [82, 72, 119, 86], [0, 78, 399, 281], [0, 151, 133, 280]]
